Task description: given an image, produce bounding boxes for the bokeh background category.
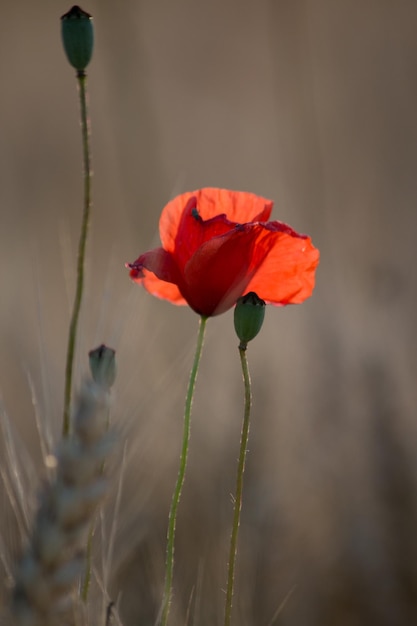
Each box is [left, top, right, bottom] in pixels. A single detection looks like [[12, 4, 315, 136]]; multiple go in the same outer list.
[[1, 1, 417, 624]]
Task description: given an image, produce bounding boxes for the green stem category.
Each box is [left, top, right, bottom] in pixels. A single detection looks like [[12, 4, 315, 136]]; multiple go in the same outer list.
[[224, 344, 252, 626], [160, 315, 208, 626], [62, 70, 92, 437]]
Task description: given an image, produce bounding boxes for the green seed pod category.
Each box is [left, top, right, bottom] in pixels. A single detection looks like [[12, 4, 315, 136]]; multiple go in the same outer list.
[[234, 292, 266, 349], [89, 344, 116, 390], [61, 6, 94, 72]]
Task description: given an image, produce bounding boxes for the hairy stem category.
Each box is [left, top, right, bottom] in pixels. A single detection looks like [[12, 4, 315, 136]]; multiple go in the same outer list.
[[62, 69, 92, 437], [224, 344, 252, 626], [160, 315, 208, 626]]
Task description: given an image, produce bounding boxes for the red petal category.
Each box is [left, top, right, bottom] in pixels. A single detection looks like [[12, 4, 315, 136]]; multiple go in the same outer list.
[[181, 225, 270, 316], [128, 248, 186, 305], [141, 269, 186, 305], [245, 224, 320, 304], [159, 188, 273, 252], [128, 248, 181, 283], [173, 200, 246, 273]]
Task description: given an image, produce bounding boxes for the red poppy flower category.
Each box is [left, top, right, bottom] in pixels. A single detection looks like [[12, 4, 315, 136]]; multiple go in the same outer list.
[[127, 188, 319, 317]]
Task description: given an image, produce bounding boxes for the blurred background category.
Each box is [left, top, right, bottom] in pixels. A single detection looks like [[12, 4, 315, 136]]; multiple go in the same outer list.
[[1, 1, 417, 624]]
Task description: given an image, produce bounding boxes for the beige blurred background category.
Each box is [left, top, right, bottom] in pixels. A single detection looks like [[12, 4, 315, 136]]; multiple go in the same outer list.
[[1, 1, 417, 624]]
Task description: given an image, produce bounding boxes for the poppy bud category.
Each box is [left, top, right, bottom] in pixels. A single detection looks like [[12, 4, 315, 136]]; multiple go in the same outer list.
[[89, 344, 116, 390], [61, 6, 94, 72], [234, 292, 266, 349]]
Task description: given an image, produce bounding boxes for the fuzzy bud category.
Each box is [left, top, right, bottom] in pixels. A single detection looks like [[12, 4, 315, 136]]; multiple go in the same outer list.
[[61, 6, 94, 72], [89, 344, 116, 390], [234, 292, 266, 349]]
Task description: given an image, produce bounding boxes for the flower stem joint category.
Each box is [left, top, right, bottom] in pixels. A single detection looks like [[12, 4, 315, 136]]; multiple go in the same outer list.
[[61, 5, 94, 74], [234, 292, 266, 350]]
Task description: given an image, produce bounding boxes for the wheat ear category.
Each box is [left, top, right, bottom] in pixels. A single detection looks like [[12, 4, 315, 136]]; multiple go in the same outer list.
[[11, 381, 114, 626]]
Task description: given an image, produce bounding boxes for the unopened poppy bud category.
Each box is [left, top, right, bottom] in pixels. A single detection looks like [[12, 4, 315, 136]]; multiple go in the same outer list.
[[89, 345, 116, 390], [61, 6, 94, 72], [234, 292, 266, 349]]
